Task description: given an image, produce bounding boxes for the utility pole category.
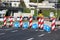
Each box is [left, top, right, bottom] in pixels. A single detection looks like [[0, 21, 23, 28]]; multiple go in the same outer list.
[[0, 0, 1, 5], [37, 0, 39, 17], [55, 0, 58, 20]]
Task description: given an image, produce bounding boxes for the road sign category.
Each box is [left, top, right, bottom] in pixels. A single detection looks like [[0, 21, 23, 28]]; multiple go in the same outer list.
[[14, 21, 20, 28]]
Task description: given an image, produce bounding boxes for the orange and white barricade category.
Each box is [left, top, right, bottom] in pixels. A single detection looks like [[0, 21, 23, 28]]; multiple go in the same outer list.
[[40, 17, 44, 29], [9, 16, 13, 27], [20, 16, 23, 27], [29, 16, 33, 28], [51, 17, 56, 30], [3, 16, 7, 26]]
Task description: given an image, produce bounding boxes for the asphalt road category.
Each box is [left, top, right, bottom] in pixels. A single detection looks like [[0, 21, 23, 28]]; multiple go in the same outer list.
[[0, 28, 60, 40]]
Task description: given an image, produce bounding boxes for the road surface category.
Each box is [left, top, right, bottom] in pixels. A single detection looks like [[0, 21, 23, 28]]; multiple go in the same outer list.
[[0, 28, 60, 40]]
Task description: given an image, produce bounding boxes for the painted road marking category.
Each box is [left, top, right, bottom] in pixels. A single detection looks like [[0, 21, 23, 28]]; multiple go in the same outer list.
[[22, 29, 25, 30], [0, 33, 5, 35], [22, 28, 27, 30], [35, 30, 44, 32], [35, 30, 38, 31], [38, 34, 45, 37], [48, 32, 51, 33], [27, 38, 34, 40], [11, 30, 18, 32], [39, 30, 44, 31]]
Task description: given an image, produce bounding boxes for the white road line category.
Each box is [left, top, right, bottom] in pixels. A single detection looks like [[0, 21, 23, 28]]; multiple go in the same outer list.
[[35, 30, 38, 31], [22, 28, 27, 30], [22, 29, 25, 30], [0, 33, 5, 35], [35, 30, 44, 32], [48, 32, 51, 33], [11, 30, 18, 32], [27, 38, 34, 40], [38, 34, 45, 37], [39, 30, 44, 31]]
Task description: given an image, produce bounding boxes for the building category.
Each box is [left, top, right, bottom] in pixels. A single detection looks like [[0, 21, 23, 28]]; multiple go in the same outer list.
[[5, 0, 20, 7], [0, 0, 23, 17], [29, 1, 55, 9], [0, 0, 56, 8], [45, 0, 58, 3], [0, 0, 56, 17]]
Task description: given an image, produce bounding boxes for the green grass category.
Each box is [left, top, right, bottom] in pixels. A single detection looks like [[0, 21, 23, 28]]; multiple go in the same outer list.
[[0, 21, 3, 25], [22, 8, 60, 17], [43, 9, 60, 17], [43, 9, 56, 17], [57, 10, 60, 17], [23, 8, 30, 13], [34, 9, 37, 16], [33, 9, 60, 17], [18, 7, 60, 17]]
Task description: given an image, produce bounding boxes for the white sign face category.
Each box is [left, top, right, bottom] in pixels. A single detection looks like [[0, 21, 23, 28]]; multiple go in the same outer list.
[[31, 10, 34, 15], [50, 12, 54, 17], [12, 2, 20, 7], [0, 10, 7, 14], [14, 13, 20, 17], [0, 11, 5, 14]]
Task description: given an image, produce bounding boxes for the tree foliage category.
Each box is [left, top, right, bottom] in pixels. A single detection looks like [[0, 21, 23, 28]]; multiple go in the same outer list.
[[58, 0, 60, 3], [30, 0, 44, 3], [19, 0, 26, 8]]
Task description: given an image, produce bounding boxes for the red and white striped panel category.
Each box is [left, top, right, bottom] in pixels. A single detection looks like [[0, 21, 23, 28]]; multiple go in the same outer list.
[[50, 17, 53, 20], [20, 16, 23, 27], [51, 18, 56, 30], [3, 16, 7, 26], [9, 16, 13, 27], [40, 17, 44, 29], [38, 17, 41, 28], [29, 16, 33, 28]]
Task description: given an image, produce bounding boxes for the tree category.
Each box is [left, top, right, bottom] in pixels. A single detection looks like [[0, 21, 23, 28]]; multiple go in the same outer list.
[[58, 0, 60, 3], [38, 0, 44, 3], [30, 0, 44, 3], [19, 0, 26, 8], [30, 0, 37, 3]]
